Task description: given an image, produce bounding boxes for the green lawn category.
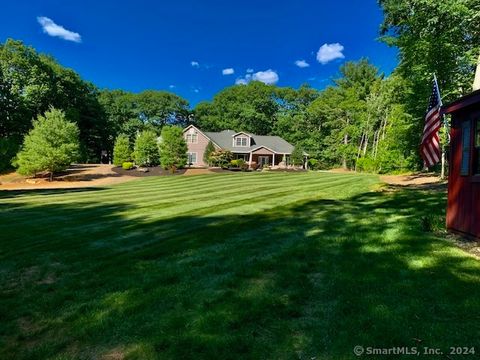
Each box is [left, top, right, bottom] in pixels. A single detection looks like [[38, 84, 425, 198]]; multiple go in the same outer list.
[[1, 172, 479, 359]]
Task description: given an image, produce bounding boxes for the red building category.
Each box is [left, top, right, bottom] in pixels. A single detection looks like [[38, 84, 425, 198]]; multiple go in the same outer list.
[[443, 89, 480, 240]]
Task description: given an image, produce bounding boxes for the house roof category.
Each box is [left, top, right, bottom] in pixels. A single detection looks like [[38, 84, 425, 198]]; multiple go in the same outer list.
[[442, 89, 480, 114], [203, 129, 295, 154]]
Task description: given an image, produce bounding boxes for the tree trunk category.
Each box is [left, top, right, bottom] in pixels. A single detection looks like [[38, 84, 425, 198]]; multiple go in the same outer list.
[[49, 171, 53, 182], [372, 130, 378, 159], [440, 145, 446, 180], [363, 133, 369, 156], [342, 132, 348, 170], [355, 132, 365, 172]]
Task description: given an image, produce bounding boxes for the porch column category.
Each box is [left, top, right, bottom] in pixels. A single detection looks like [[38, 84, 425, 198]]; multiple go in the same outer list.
[[248, 151, 253, 169], [272, 153, 275, 167]]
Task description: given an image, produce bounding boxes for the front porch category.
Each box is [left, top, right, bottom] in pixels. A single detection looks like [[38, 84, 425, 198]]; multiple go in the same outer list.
[[233, 147, 307, 169]]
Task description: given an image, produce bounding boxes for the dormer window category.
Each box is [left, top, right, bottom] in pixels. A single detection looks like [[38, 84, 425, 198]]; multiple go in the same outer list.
[[235, 136, 248, 147]]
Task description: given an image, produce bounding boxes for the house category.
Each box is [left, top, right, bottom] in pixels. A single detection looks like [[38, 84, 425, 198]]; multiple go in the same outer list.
[[183, 125, 305, 168], [443, 88, 480, 240]]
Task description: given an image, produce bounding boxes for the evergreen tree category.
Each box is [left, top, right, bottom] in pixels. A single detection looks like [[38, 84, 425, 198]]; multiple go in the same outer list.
[[159, 126, 188, 172], [133, 130, 160, 166], [113, 134, 132, 166], [291, 145, 304, 166], [14, 108, 80, 181], [203, 140, 215, 166]]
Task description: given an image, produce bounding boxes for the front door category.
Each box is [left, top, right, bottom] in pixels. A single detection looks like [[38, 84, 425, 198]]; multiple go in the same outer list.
[[258, 156, 270, 167]]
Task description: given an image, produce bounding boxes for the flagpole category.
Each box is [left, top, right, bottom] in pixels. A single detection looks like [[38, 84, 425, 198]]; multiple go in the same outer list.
[[434, 74, 447, 180]]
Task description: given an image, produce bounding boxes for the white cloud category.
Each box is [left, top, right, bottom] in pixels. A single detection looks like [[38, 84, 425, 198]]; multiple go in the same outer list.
[[246, 68, 254, 73], [295, 60, 310, 68], [235, 77, 249, 85], [222, 68, 235, 75], [252, 69, 279, 84], [316, 43, 345, 64], [191, 61, 200, 68], [37, 16, 81, 42], [169, 85, 175, 89], [235, 69, 279, 85]]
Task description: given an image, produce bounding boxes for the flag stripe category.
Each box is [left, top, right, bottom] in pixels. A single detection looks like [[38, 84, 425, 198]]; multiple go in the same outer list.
[[420, 79, 443, 167]]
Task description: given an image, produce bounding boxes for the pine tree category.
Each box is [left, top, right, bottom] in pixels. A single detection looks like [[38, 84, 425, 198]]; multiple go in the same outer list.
[[203, 140, 215, 166], [113, 134, 132, 166], [291, 145, 304, 166], [159, 126, 188, 172], [133, 130, 160, 166], [14, 108, 80, 181]]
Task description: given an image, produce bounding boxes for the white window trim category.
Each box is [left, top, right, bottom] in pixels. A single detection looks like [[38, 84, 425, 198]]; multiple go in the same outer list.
[[185, 133, 198, 144], [234, 136, 249, 147], [187, 152, 197, 164]]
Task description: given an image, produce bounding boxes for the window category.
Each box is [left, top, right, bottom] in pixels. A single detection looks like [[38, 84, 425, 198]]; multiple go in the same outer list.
[[187, 152, 197, 164], [475, 118, 480, 174], [460, 120, 471, 176], [235, 154, 248, 160], [235, 136, 248, 147], [186, 133, 198, 143]]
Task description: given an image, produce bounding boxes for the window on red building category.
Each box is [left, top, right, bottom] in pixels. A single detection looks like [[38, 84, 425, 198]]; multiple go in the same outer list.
[[475, 118, 480, 174], [460, 120, 471, 176]]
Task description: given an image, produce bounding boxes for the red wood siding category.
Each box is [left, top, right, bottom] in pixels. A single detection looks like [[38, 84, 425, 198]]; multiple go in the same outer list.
[[447, 107, 480, 239]]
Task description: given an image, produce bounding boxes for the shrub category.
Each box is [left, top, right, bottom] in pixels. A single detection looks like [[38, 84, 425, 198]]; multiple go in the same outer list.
[[356, 157, 377, 173], [122, 161, 134, 170], [113, 134, 132, 166], [210, 150, 233, 168], [307, 158, 319, 169], [133, 130, 160, 167], [14, 108, 80, 181]]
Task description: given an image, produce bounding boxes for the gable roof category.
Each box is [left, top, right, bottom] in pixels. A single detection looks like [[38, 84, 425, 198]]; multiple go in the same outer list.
[[202, 129, 295, 154]]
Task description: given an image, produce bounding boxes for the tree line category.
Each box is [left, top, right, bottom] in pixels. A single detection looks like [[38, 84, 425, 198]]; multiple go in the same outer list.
[[1, 0, 479, 174]]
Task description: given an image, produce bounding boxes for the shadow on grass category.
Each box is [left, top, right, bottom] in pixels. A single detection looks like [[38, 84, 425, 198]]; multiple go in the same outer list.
[[0, 187, 107, 199], [1, 187, 479, 359]]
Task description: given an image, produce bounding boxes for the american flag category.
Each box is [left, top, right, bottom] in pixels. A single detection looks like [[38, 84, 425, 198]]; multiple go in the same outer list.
[[420, 78, 443, 168]]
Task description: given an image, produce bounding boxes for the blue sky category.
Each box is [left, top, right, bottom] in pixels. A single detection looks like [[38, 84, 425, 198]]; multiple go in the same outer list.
[[0, 0, 398, 106]]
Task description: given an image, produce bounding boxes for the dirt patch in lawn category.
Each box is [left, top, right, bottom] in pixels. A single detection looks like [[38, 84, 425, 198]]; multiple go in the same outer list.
[[380, 173, 445, 188], [0, 164, 137, 190]]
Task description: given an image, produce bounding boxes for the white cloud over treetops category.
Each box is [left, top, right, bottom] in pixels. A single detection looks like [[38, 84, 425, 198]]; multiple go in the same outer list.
[[37, 16, 81, 42], [235, 69, 279, 85], [316, 43, 345, 64]]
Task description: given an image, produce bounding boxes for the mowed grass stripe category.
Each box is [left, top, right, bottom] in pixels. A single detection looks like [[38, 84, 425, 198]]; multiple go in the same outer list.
[[0, 172, 372, 207], [0, 171, 353, 203], [0, 174, 374, 236], [0, 176, 370, 256]]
